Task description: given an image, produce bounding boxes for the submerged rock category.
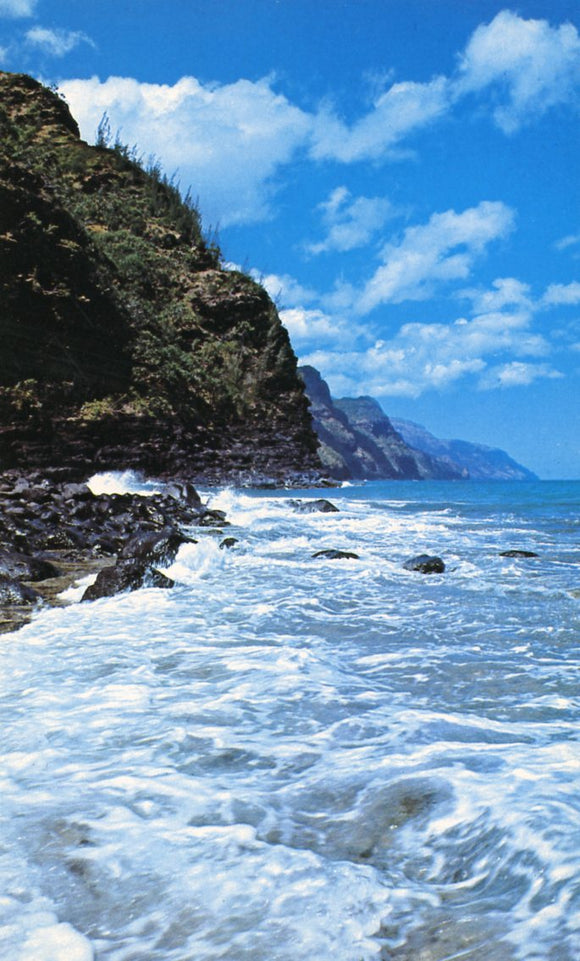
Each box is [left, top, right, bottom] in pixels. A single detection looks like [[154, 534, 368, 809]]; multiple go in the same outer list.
[[403, 554, 445, 574], [499, 549, 539, 558], [312, 549, 359, 560]]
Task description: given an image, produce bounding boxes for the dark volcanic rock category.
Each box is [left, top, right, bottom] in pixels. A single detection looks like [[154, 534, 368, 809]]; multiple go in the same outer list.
[[119, 527, 193, 565], [0, 573, 41, 604], [312, 549, 360, 560], [499, 550, 539, 558], [83, 525, 192, 601], [81, 561, 174, 601], [290, 498, 339, 514], [219, 537, 239, 550], [0, 471, 222, 626], [0, 549, 61, 581], [403, 554, 445, 574]]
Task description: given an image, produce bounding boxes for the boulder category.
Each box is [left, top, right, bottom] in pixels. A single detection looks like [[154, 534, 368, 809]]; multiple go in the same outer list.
[[219, 537, 239, 550], [119, 527, 193, 565], [403, 554, 445, 574], [290, 499, 339, 513], [81, 560, 174, 601], [0, 550, 61, 581], [312, 549, 359, 560]]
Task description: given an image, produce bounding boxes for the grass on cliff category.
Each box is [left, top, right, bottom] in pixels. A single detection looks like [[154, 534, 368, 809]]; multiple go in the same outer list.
[[0, 74, 305, 434]]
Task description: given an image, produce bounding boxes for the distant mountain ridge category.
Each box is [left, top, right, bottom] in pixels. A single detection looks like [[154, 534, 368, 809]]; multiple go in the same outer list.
[[299, 366, 462, 481], [391, 418, 538, 481], [299, 366, 537, 481]]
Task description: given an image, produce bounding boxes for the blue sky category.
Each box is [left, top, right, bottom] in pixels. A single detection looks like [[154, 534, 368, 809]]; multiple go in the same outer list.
[[1, 0, 579, 478]]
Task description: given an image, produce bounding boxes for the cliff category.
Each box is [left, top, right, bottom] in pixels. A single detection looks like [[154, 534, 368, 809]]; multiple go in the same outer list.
[[0, 72, 319, 484], [298, 366, 461, 480], [391, 419, 538, 481]]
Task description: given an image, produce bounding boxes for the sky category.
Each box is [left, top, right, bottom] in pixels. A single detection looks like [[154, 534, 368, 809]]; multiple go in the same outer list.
[[1, 0, 579, 478]]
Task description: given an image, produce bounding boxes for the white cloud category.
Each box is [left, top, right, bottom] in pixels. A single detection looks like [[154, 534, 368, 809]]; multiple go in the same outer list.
[[460, 277, 532, 313], [555, 233, 580, 252], [59, 75, 312, 226], [250, 271, 318, 308], [479, 361, 564, 389], [53, 12, 580, 228], [354, 201, 515, 314], [281, 308, 342, 346], [310, 75, 450, 162], [541, 281, 580, 307], [299, 299, 553, 400], [25, 26, 94, 57], [456, 10, 580, 133], [305, 186, 396, 255], [0, 0, 36, 16]]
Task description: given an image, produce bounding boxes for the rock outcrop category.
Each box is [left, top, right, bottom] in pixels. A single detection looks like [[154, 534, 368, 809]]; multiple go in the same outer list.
[[0, 72, 320, 484]]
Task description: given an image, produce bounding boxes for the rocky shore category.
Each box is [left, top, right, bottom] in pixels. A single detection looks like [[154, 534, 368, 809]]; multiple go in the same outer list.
[[0, 469, 237, 634]]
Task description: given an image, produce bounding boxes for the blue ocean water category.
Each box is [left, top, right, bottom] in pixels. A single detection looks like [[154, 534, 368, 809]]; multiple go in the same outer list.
[[0, 477, 578, 960]]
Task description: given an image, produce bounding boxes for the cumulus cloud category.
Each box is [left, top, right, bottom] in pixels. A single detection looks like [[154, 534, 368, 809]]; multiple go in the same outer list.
[[456, 9, 580, 133], [479, 361, 564, 389], [353, 201, 515, 314], [59, 75, 312, 226], [54, 12, 580, 228], [280, 307, 350, 349], [249, 271, 318, 308], [0, 0, 36, 16], [25, 26, 94, 57], [299, 299, 554, 399], [305, 186, 397, 255], [460, 277, 533, 313], [541, 281, 580, 307], [311, 75, 450, 162]]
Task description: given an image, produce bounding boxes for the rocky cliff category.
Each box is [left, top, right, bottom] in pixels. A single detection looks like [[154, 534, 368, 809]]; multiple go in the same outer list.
[[0, 72, 319, 484], [299, 366, 461, 480]]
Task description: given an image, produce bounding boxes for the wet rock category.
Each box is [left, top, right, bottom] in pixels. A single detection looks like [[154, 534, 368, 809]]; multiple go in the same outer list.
[[81, 561, 174, 601], [499, 549, 539, 558], [219, 537, 239, 550], [197, 509, 229, 527], [0, 550, 61, 581], [290, 498, 339, 513], [119, 527, 193, 565], [312, 549, 359, 560], [0, 574, 41, 604], [403, 554, 445, 574], [164, 480, 202, 510]]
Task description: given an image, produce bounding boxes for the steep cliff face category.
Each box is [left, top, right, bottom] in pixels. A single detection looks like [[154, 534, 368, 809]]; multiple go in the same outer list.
[[298, 366, 460, 480], [0, 72, 319, 483]]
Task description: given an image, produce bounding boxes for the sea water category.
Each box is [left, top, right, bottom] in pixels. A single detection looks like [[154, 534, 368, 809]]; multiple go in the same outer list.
[[0, 477, 579, 961]]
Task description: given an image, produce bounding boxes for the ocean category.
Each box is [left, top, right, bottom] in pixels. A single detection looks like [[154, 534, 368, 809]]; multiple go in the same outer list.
[[1, 476, 579, 961]]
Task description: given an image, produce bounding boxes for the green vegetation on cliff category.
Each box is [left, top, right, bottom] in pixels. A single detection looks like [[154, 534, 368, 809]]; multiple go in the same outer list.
[[0, 72, 318, 480]]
